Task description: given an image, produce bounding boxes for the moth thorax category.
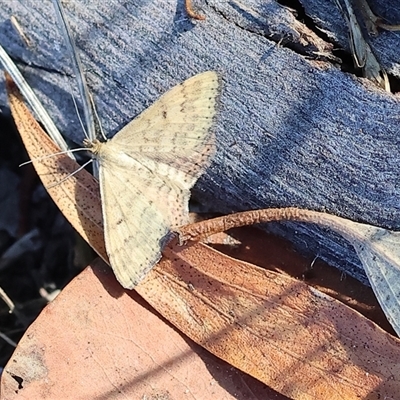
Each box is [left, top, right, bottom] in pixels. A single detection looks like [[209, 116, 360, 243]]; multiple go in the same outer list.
[[83, 138, 103, 155]]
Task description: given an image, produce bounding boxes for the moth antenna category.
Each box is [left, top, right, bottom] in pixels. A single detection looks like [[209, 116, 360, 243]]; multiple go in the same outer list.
[[90, 93, 107, 141], [46, 158, 94, 189], [19, 148, 89, 168]]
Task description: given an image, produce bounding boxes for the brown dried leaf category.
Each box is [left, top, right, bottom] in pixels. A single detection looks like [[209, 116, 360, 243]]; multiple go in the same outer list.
[[4, 74, 106, 261], [143, 238, 400, 399], [2, 258, 279, 399], [180, 208, 400, 336]]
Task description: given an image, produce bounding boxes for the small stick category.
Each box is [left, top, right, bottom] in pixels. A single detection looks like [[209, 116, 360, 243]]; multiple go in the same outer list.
[[0, 286, 28, 327], [0, 286, 17, 314], [10, 16, 32, 48], [0, 331, 17, 347]]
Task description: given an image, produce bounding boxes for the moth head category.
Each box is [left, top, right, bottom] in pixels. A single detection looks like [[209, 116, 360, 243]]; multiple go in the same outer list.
[[83, 138, 102, 155]]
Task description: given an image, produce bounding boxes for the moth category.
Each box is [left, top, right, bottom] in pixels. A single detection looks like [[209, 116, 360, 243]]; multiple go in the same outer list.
[[84, 71, 219, 289]]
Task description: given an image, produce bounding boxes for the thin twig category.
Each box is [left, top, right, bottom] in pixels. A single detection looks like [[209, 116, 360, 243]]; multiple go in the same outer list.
[[0, 286, 28, 327], [0, 331, 17, 347], [0, 286, 15, 313], [10, 16, 32, 47]]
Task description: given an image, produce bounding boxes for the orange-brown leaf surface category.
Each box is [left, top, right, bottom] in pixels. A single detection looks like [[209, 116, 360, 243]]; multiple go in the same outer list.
[[4, 74, 400, 399], [2, 258, 281, 399]]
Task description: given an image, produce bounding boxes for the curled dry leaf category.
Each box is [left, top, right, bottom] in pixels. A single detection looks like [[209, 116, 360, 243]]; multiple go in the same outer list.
[[334, 0, 390, 91], [5, 74, 400, 399], [324, 216, 400, 337], [179, 209, 400, 336], [4, 73, 106, 260]]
